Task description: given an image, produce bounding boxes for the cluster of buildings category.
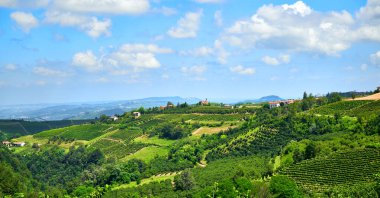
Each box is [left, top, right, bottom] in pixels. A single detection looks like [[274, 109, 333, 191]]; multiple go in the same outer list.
[[268, 99, 295, 109], [2, 141, 26, 147]]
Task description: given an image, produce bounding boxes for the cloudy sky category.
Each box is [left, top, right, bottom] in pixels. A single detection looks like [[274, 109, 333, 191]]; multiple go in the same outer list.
[[0, 0, 379, 105]]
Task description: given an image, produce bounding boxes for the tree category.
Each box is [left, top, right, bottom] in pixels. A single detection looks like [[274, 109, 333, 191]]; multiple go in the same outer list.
[[269, 175, 301, 198], [327, 92, 342, 103], [303, 91, 307, 100], [304, 143, 317, 160], [174, 170, 195, 191], [351, 92, 356, 100]]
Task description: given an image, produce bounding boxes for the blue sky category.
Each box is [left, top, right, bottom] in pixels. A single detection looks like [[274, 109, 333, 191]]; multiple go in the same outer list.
[[0, 0, 379, 105]]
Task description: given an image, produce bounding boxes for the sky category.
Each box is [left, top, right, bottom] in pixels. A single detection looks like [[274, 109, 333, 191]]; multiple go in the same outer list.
[[0, 0, 380, 105]]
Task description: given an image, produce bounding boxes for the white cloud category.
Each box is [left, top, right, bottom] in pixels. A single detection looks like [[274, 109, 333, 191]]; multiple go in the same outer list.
[[73, 44, 171, 74], [0, 0, 49, 8], [262, 56, 279, 66], [370, 51, 380, 67], [214, 39, 229, 64], [222, 1, 378, 55], [168, 11, 202, 38], [181, 65, 207, 80], [44, 11, 111, 38], [180, 46, 214, 57], [262, 54, 291, 65], [52, 0, 150, 15], [270, 76, 280, 81], [230, 65, 255, 75], [33, 67, 71, 77], [119, 44, 173, 54], [194, 0, 223, 3], [181, 65, 206, 75], [10, 12, 38, 33], [151, 7, 177, 16], [72, 50, 101, 72], [4, 64, 17, 71], [360, 64, 368, 71], [214, 10, 223, 27], [95, 77, 109, 83]]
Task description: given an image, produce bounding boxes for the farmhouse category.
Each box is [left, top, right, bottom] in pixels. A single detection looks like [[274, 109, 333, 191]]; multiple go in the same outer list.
[[268, 99, 295, 109], [269, 102, 281, 109], [110, 116, 119, 121], [223, 104, 234, 109], [133, 112, 141, 118], [13, 142, 26, 147], [2, 141, 12, 147]]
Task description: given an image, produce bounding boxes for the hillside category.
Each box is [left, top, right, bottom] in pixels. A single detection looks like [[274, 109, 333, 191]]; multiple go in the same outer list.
[[1, 95, 380, 197]]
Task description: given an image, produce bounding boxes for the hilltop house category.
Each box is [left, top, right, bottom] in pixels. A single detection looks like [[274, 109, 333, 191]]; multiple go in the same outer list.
[[133, 112, 141, 118], [199, 99, 209, 106], [3, 141, 26, 147]]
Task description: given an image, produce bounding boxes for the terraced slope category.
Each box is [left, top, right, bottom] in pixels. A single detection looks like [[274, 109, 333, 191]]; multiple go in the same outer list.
[[282, 149, 380, 192]]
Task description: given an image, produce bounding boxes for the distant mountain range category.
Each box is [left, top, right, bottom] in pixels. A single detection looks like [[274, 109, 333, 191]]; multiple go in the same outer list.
[[239, 95, 284, 104], [0, 97, 200, 121], [0, 95, 285, 121]]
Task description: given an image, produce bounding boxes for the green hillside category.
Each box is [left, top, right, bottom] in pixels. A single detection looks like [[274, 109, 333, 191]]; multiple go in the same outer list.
[[0, 119, 90, 139], [1, 97, 380, 197]]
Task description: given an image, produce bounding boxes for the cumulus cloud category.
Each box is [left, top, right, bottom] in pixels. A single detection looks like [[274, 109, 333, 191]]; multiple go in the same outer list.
[[181, 65, 207, 80], [72, 50, 101, 72], [10, 12, 38, 33], [370, 51, 380, 67], [194, 0, 223, 3], [262, 54, 290, 65], [151, 6, 177, 16], [214, 40, 229, 64], [72, 44, 172, 74], [181, 65, 206, 74], [180, 46, 214, 57], [214, 10, 223, 27], [4, 64, 17, 71], [33, 66, 71, 77], [168, 10, 202, 38], [51, 0, 150, 15], [0, 0, 49, 8], [44, 11, 111, 38], [221, 0, 380, 55], [230, 65, 255, 75]]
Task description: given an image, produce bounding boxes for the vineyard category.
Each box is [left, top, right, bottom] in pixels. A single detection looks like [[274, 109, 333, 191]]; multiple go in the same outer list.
[[309, 100, 380, 118], [308, 100, 371, 115], [108, 127, 143, 143], [89, 139, 149, 159], [282, 149, 380, 192], [33, 124, 111, 141], [206, 126, 296, 161]]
